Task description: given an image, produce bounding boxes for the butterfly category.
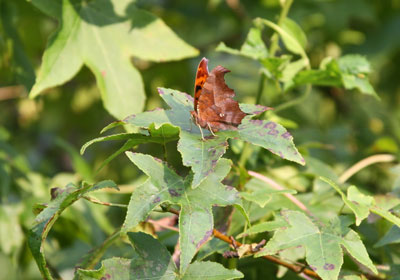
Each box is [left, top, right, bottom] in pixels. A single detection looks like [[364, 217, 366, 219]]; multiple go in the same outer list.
[[190, 57, 247, 139]]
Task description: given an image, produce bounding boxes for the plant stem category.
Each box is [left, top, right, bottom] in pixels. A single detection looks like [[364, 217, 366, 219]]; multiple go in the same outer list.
[[75, 228, 121, 272], [269, 0, 294, 56], [275, 84, 311, 113], [83, 196, 128, 208], [255, 71, 266, 105], [338, 154, 396, 184]]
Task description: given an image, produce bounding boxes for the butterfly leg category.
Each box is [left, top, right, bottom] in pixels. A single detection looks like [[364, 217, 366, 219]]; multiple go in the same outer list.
[[197, 123, 205, 140], [207, 123, 217, 137]]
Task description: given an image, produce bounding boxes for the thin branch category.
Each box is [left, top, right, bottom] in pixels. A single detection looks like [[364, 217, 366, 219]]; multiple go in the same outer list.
[[0, 85, 26, 100], [213, 228, 320, 279], [248, 170, 313, 216], [269, 0, 294, 56], [147, 219, 179, 232], [339, 154, 397, 184], [83, 196, 127, 208], [163, 207, 320, 279]]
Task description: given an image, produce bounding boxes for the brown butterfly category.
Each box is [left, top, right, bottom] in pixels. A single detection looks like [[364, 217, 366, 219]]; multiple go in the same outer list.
[[190, 57, 247, 139]]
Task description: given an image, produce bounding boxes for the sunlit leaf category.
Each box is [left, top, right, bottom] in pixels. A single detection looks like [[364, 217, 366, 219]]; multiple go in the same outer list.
[[29, 0, 198, 119], [256, 211, 377, 280], [120, 88, 303, 187]]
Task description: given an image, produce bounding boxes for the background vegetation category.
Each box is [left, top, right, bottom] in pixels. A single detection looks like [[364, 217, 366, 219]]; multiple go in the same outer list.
[[1, 0, 400, 279]]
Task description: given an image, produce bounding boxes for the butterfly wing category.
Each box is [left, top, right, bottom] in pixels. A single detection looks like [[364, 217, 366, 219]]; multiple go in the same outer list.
[[193, 57, 209, 112], [197, 65, 247, 131]]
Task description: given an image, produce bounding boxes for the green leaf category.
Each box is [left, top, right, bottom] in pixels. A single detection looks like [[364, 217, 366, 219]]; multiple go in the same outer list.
[[237, 219, 287, 238], [78, 231, 176, 279], [81, 124, 179, 171], [256, 211, 377, 280], [237, 118, 305, 165], [322, 177, 400, 228], [28, 180, 118, 280], [375, 226, 400, 247], [55, 137, 93, 182], [122, 152, 246, 274], [240, 189, 296, 208], [240, 178, 297, 208], [0, 204, 24, 255], [321, 177, 372, 226], [1, 1, 35, 89], [121, 88, 303, 187], [178, 131, 228, 188], [29, 0, 198, 119], [216, 26, 268, 60], [293, 55, 377, 98], [294, 58, 342, 87], [281, 18, 307, 50], [182, 261, 243, 280], [77, 232, 242, 279], [255, 17, 308, 60]]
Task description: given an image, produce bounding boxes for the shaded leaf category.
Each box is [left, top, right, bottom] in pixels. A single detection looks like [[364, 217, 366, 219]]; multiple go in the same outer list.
[[281, 18, 307, 50], [237, 219, 287, 238], [29, 0, 198, 119], [375, 226, 400, 247], [182, 261, 243, 280], [77, 232, 242, 279], [322, 177, 400, 227], [256, 211, 377, 280], [254, 17, 308, 59], [122, 152, 247, 274], [293, 55, 377, 98], [216, 26, 268, 60], [240, 189, 296, 208], [28, 180, 118, 279], [321, 177, 372, 226]]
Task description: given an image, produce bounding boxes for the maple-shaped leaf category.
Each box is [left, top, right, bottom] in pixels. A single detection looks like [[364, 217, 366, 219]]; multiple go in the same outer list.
[[256, 211, 377, 280], [110, 88, 303, 187], [322, 177, 400, 227], [29, 0, 198, 119], [122, 152, 247, 274], [77, 232, 243, 280], [28, 180, 118, 279]]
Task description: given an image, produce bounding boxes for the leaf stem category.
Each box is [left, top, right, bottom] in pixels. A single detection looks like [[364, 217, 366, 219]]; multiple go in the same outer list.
[[83, 196, 128, 208], [274, 84, 311, 113], [269, 0, 294, 56], [255, 71, 266, 105], [161, 206, 321, 279], [248, 170, 313, 216], [75, 228, 121, 273], [338, 154, 396, 184]]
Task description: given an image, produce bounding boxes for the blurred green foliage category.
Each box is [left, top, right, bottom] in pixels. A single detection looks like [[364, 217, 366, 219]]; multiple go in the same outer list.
[[1, 0, 400, 279]]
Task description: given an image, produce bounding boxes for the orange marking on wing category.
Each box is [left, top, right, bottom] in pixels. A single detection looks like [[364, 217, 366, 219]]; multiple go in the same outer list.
[[193, 57, 209, 112]]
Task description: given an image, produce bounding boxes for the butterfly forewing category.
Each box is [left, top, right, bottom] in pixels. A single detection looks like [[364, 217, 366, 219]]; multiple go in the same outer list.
[[193, 58, 209, 112]]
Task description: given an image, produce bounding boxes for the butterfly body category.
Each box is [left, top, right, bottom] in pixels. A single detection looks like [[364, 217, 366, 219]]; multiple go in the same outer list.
[[191, 58, 247, 134]]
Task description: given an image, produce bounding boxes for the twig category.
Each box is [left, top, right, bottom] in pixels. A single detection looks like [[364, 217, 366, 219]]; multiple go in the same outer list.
[[248, 170, 313, 216], [338, 154, 397, 184], [269, 0, 294, 56], [163, 207, 320, 279], [0, 85, 26, 100], [83, 196, 127, 208], [147, 219, 179, 232], [213, 228, 321, 279]]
